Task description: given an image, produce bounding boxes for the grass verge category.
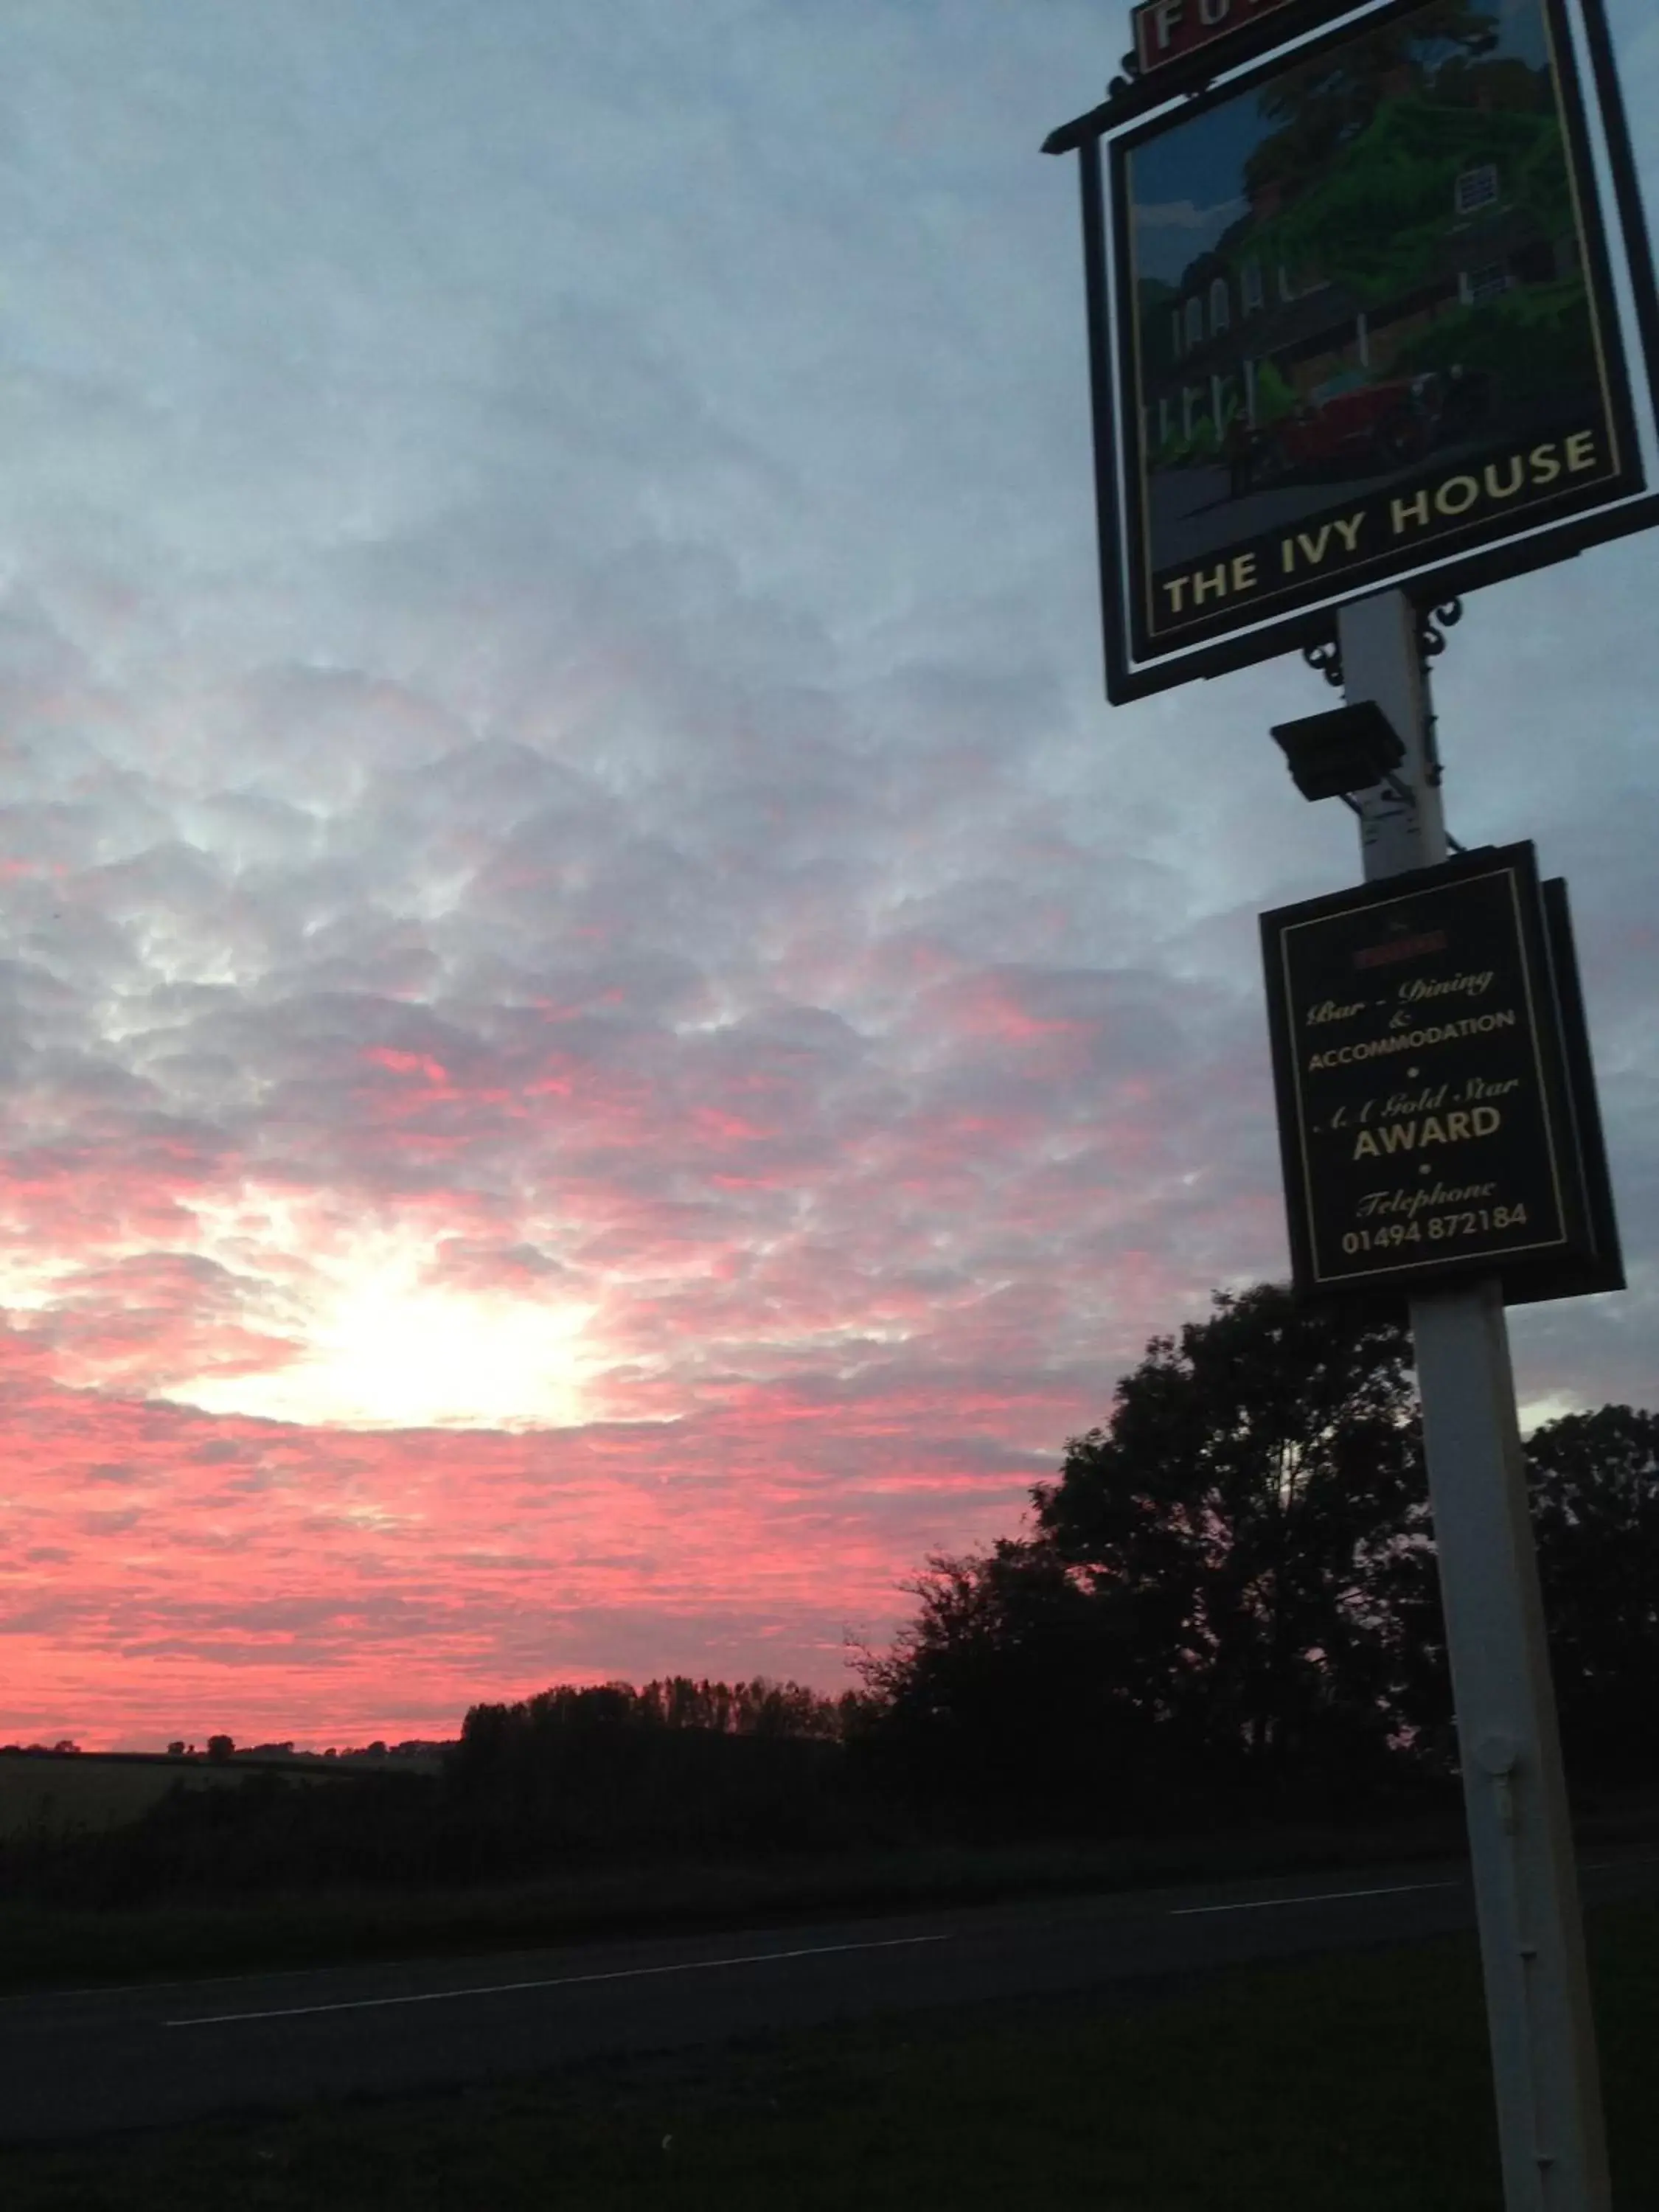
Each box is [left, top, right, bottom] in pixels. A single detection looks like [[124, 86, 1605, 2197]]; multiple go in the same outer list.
[[0, 1820, 1480, 1996], [4, 1900, 1655, 2210]]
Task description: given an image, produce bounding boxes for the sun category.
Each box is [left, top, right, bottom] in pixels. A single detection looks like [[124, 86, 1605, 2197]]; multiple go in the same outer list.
[[173, 1208, 597, 1431]]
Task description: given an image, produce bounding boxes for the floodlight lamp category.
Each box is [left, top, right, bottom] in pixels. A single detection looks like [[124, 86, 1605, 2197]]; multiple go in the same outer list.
[[1270, 703, 1407, 804]]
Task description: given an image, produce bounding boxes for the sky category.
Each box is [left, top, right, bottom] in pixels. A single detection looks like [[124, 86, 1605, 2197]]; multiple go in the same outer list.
[[1, 0, 1656, 1751]]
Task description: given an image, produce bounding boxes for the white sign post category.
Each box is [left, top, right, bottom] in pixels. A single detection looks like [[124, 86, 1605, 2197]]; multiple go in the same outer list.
[[1043, 6, 1652, 2186], [1338, 588, 1610, 2212]]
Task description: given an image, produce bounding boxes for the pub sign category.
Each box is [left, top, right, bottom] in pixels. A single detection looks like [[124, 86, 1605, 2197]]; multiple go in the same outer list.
[[1260, 843, 1621, 1303], [1131, 1, 1352, 86], [1071, 0, 1659, 700]]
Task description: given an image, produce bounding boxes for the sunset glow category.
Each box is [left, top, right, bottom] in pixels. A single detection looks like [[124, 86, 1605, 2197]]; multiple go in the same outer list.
[[175, 1215, 597, 1431], [1, 0, 1654, 1753]]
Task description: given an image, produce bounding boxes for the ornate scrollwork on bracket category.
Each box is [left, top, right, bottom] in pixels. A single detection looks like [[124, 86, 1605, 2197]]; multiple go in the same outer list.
[[1303, 636, 1343, 691], [1418, 599, 1464, 664]]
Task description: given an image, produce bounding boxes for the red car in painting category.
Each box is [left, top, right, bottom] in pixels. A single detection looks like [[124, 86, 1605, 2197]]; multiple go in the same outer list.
[[1254, 368, 1489, 483]]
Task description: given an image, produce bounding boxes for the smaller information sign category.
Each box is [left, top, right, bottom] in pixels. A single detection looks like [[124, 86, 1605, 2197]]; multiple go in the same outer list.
[[1261, 844, 1606, 1299]]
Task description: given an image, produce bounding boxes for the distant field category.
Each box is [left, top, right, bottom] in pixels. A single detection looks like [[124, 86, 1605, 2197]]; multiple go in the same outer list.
[[5, 1898, 1655, 2211], [0, 1750, 420, 1840], [0, 1753, 237, 1839]]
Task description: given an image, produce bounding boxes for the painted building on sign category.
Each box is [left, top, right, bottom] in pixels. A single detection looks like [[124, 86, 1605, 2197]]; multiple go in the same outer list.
[[1134, 44, 1588, 470]]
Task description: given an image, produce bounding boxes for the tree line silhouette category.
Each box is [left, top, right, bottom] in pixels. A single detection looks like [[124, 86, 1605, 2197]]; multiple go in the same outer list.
[[858, 1284, 1658, 1829], [5, 1282, 1654, 1907]]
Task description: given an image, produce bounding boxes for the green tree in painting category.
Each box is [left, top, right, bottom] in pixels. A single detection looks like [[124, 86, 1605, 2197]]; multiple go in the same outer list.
[[1230, 2, 1576, 319], [1245, 1, 1500, 195], [1260, 99, 1566, 308], [1252, 357, 1298, 428]]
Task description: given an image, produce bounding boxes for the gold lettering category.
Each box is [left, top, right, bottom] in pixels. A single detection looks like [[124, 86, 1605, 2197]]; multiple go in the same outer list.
[[1435, 474, 1481, 518], [1354, 1107, 1501, 1160], [1391, 489, 1431, 535], [1231, 552, 1259, 594], [1296, 525, 1334, 568], [1332, 512, 1366, 554], [1398, 971, 1493, 1004], [1530, 442, 1562, 487], [1566, 429, 1598, 474], [1484, 456, 1525, 501], [1163, 576, 1189, 615], [1192, 563, 1228, 605]]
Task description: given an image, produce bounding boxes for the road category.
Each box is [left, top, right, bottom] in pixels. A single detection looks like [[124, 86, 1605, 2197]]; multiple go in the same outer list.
[[2, 1850, 1654, 2145]]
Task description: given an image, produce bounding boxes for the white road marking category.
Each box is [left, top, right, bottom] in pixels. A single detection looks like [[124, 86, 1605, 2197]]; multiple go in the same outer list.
[[23, 1853, 1649, 2017], [164, 1931, 954, 2028], [1169, 1880, 1459, 1917]]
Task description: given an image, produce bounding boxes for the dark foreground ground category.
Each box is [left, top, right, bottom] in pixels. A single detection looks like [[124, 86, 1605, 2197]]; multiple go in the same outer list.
[[4, 1890, 1656, 2211], [20, 1848, 1638, 2143]]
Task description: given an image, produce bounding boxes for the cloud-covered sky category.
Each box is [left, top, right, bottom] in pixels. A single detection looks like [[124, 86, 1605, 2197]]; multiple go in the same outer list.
[[2, 1, 1656, 1749]]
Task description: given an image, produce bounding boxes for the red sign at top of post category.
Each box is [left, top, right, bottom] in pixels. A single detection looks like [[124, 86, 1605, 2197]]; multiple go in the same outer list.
[[1132, 0, 1304, 75]]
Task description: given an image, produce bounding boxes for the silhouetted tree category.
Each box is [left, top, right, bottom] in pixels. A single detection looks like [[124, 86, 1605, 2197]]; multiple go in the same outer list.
[[861, 1285, 1440, 1828], [1527, 1405, 1659, 1787], [442, 1676, 878, 1866], [1034, 1285, 1434, 1793], [854, 1538, 1158, 1829]]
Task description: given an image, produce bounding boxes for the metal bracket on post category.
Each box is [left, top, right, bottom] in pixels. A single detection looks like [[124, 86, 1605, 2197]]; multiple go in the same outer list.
[[1418, 597, 1465, 669], [1304, 593, 1463, 705], [1336, 591, 1610, 2212], [1416, 599, 1463, 796]]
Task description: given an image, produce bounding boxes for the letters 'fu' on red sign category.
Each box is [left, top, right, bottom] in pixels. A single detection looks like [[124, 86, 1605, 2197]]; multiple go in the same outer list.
[[1132, 0, 1303, 76]]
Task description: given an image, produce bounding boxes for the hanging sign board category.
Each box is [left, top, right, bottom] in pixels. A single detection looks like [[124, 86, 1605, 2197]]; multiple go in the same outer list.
[[1067, 0, 1659, 701], [1260, 843, 1621, 1304]]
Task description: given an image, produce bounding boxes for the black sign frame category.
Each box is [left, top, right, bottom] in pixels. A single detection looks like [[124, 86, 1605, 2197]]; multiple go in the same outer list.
[[1532, 874, 1625, 1304], [1061, 0, 1659, 703], [1261, 843, 1620, 1306]]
